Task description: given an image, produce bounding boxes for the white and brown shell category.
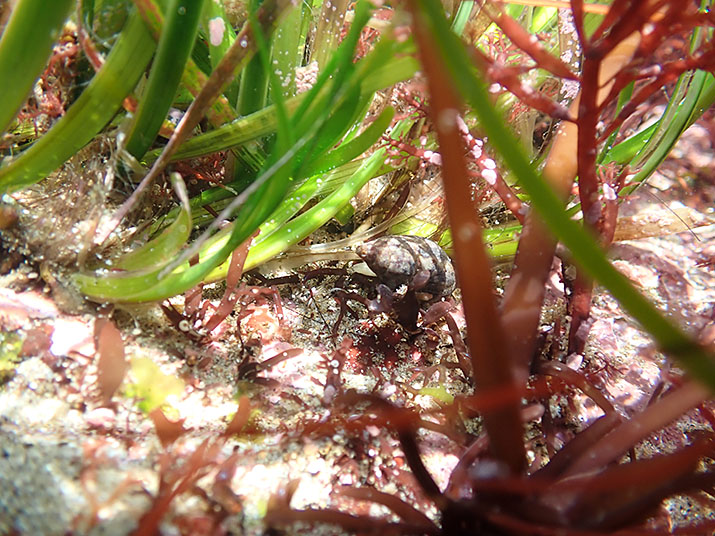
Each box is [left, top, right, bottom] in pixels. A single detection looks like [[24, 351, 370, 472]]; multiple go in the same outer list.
[[356, 235, 456, 297]]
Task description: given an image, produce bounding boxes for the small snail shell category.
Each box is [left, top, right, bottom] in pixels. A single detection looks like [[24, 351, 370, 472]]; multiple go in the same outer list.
[[356, 235, 456, 298]]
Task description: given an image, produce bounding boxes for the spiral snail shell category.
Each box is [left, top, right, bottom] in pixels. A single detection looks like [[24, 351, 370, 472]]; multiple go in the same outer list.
[[356, 235, 456, 298]]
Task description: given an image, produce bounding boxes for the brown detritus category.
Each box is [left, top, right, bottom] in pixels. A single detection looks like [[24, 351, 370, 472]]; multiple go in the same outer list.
[[0, 203, 18, 230], [148, 407, 188, 448], [94, 318, 128, 405]]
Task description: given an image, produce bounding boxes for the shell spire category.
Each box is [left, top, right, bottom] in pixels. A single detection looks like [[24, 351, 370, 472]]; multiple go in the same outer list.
[[356, 235, 456, 297]]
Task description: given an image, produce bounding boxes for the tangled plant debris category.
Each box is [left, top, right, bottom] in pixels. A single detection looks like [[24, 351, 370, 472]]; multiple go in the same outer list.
[[1, 0, 715, 535]]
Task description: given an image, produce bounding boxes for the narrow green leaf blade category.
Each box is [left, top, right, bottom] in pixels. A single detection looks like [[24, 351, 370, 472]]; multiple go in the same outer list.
[[0, 9, 156, 194], [0, 0, 74, 134], [301, 106, 394, 177], [240, 149, 387, 271], [154, 42, 416, 163], [115, 203, 191, 271], [125, 0, 206, 158]]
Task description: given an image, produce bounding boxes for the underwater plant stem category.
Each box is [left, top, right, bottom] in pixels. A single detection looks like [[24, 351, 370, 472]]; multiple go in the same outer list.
[[567, 31, 643, 352], [501, 29, 641, 380], [417, 0, 715, 391], [412, 1, 526, 475]]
